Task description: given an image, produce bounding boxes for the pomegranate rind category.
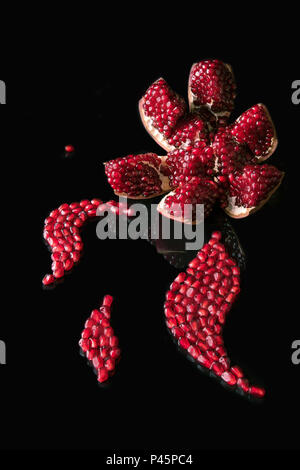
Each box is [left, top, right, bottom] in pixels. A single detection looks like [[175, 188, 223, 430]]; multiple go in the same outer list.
[[231, 103, 278, 162], [188, 61, 236, 118], [224, 172, 284, 219]]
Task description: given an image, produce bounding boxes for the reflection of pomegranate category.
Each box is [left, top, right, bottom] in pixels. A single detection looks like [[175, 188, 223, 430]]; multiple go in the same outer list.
[[105, 59, 284, 223], [165, 231, 265, 398]]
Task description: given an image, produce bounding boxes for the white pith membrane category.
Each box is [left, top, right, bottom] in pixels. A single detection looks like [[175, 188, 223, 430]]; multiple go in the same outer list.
[[188, 63, 235, 118], [224, 173, 285, 219], [231, 103, 278, 162]]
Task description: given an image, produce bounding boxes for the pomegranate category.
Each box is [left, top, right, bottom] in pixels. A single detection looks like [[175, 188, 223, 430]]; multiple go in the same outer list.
[[105, 60, 283, 220], [157, 177, 219, 224], [231, 104, 278, 161], [188, 60, 236, 120], [225, 164, 284, 218], [165, 231, 265, 399], [79, 295, 121, 383]]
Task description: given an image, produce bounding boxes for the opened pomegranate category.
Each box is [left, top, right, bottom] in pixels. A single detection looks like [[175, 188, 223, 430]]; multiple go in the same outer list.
[[105, 59, 284, 220], [165, 231, 265, 398], [157, 177, 219, 224], [225, 164, 284, 218], [188, 60, 236, 120], [79, 295, 121, 383], [231, 104, 277, 161]]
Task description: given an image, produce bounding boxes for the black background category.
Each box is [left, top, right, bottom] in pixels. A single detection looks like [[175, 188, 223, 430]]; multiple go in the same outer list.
[[1, 26, 299, 454]]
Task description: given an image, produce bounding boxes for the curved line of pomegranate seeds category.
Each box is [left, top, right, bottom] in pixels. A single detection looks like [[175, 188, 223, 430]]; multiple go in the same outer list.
[[42, 199, 135, 286], [79, 295, 121, 383], [164, 231, 265, 399]]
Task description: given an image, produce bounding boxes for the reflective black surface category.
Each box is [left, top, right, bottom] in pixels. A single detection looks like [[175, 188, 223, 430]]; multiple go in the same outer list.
[[1, 34, 299, 452]]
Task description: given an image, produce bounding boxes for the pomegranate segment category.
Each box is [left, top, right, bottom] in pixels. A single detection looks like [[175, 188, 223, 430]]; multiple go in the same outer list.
[[188, 60, 236, 118], [42, 199, 102, 286], [212, 127, 254, 182], [165, 231, 265, 398], [167, 113, 210, 150], [231, 104, 278, 161], [166, 145, 215, 188], [79, 295, 121, 383], [139, 78, 187, 151], [157, 177, 219, 224], [104, 153, 171, 198], [225, 164, 284, 218]]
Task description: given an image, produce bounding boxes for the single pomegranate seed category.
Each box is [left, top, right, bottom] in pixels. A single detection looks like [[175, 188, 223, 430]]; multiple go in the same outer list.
[[103, 295, 113, 307], [42, 274, 55, 286], [221, 371, 237, 386], [65, 145, 75, 153], [249, 386, 265, 398], [98, 367, 109, 383]]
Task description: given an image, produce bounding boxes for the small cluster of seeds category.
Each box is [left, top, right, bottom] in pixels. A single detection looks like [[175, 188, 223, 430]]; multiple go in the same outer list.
[[143, 78, 186, 138], [105, 153, 163, 198], [42, 199, 102, 286], [228, 164, 283, 208], [79, 295, 121, 383], [231, 104, 275, 158], [190, 60, 236, 114], [164, 231, 265, 398]]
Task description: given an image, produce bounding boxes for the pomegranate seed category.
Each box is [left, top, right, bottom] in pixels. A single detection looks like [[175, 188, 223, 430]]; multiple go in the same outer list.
[[249, 386, 265, 398], [65, 145, 75, 153], [42, 274, 55, 286]]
